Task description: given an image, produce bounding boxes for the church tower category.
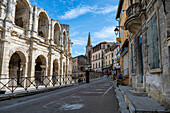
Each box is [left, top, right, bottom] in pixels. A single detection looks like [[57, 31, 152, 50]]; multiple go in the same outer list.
[[86, 32, 92, 67]]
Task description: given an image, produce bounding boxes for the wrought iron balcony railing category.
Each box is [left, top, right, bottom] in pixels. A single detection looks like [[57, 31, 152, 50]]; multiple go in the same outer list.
[[126, 3, 143, 19]]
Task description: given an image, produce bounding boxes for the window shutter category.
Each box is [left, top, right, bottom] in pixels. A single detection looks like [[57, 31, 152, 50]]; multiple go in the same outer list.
[[147, 13, 159, 69]]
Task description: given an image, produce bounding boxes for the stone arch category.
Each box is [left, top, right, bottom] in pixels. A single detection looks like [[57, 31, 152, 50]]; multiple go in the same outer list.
[[8, 51, 26, 86], [34, 55, 46, 85], [15, 0, 30, 29], [38, 11, 49, 39], [54, 22, 61, 45], [53, 59, 59, 76]]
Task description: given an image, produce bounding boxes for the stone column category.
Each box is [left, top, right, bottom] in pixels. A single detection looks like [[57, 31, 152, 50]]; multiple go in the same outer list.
[[31, 6, 38, 38], [27, 6, 33, 38]]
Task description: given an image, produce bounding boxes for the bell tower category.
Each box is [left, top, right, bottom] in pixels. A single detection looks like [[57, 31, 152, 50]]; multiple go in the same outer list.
[[86, 32, 92, 67]]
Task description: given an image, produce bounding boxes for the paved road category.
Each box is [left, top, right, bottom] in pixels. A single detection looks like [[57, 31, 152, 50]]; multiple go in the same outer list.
[[0, 78, 120, 113]]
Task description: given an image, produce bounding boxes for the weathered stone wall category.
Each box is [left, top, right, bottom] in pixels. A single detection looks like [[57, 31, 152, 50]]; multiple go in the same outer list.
[[0, 0, 72, 85]]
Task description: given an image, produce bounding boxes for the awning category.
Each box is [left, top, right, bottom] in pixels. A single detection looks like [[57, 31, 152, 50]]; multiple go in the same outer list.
[[120, 47, 128, 57], [116, 47, 122, 56], [116, 39, 129, 56], [102, 64, 113, 69]]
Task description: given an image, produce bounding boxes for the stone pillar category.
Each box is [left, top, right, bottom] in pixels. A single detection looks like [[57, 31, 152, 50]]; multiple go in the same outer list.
[[60, 54, 63, 75], [27, 6, 33, 38], [31, 6, 38, 38], [0, 0, 7, 24]]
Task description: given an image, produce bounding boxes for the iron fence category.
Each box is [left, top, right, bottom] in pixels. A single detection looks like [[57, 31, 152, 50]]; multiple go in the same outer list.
[[0, 72, 104, 94]]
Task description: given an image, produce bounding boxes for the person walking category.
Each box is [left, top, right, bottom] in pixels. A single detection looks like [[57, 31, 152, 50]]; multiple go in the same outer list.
[[86, 70, 89, 83]]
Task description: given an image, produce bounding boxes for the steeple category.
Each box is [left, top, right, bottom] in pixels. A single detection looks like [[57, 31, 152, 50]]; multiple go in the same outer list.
[[87, 32, 91, 46]]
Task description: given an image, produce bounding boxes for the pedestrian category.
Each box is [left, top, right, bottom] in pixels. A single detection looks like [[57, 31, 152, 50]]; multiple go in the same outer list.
[[109, 70, 112, 78], [86, 70, 89, 83]]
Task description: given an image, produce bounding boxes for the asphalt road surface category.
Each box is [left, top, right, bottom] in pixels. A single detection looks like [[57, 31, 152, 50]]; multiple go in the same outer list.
[[0, 78, 120, 113]]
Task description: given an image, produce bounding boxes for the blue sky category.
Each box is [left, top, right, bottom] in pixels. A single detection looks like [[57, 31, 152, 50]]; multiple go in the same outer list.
[[30, 0, 119, 57]]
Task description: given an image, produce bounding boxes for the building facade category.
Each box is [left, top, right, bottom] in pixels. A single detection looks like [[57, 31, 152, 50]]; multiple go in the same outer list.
[[116, 0, 130, 79], [91, 42, 114, 72], [72, 55, 89, 73], [121, 0, 170, 108], [0, 0, 72, 86]]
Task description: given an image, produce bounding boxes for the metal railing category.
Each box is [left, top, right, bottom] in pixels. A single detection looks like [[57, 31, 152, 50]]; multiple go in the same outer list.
[[126, 3, 143, 19], [0, 72, 104, 94]]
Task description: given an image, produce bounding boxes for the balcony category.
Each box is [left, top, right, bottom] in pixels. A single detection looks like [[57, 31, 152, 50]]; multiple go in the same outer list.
[[124, 3, 145, 33]]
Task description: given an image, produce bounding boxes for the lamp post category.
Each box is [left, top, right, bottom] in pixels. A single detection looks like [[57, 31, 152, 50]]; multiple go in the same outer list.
[[114, 26, 124, 36]]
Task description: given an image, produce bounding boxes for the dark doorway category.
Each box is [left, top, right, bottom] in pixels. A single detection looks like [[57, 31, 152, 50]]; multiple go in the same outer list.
[[138, 35, 144, 83]]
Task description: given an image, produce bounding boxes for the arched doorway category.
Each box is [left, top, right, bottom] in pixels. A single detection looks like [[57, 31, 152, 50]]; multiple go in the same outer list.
[[52, 59, 59, 85], [9, 51, 26, 86], [35, 55, 46, 85]]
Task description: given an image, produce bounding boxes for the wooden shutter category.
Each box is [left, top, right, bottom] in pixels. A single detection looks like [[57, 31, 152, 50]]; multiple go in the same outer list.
[[147, 13, 159, 69]]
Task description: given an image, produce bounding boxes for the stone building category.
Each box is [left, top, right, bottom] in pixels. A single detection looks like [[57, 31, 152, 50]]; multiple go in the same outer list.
[[116, 0, 130, 79], [72, 55, 89, 74], [120, 0, 170, 108], [0, 0, 72, 86], [91, 42, 114, 72]]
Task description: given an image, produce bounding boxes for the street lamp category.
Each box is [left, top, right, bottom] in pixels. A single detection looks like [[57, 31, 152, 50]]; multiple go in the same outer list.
[[114, 27, 119, 36], [114, 26, 124, 36]]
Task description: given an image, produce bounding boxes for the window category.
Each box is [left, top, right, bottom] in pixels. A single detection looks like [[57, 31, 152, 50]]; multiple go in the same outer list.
[[103, 45, 105, 49], [109, 60, 110, 65], [99, 53, 100, 59], [99, 62, 100, 68], [96, 63, 97, 68], [106, 61, 107, 66], [106, 56, 107, 59], [93, 64, 94, 68], [107, 45, 110, 48], [96, 54, 97, 60], [131, 43, 134, 73], [147, 13, 160, 69], [112, 59, 114, 64], [112, 53, 113, 57]]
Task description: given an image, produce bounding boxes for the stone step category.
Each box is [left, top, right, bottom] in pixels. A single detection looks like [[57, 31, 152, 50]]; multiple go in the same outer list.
[[135, 86, 145, 92], [128, 89, 148, 97], [137, 83, 143, 87]]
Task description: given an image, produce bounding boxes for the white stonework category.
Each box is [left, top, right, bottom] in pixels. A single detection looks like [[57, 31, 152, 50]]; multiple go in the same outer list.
[[0, 0, 72, 86]]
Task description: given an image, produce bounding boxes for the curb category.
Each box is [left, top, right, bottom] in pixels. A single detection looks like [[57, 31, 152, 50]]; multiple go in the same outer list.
[[118, 86, 135, 113], [0, 77, 103, 101], [0, 84, 75, 101]]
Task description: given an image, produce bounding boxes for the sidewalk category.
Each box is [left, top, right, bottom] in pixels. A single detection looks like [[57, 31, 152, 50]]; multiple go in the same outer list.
[[114, 82, 170, 113], [0, 77, 102, 101]]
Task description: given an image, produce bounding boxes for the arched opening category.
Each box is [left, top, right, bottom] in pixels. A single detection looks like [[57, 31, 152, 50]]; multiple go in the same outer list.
[[9, 51, 26, 86], [35, 55, 46, 85], [38, 12, 49, 38], [15, 0, 29, 29], [54, 24, 60, 45], [52, 59, 58, 85], [63, 32, 66, 51]]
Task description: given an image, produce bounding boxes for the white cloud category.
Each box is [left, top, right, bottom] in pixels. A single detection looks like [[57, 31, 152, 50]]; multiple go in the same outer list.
[[59, 5, 117, 20], [59, 6, 96, 20], [72, 37, 87, 46], [93, 26, 116, 39], [94, 5, 118, 14], [70, 31, 79, 37]]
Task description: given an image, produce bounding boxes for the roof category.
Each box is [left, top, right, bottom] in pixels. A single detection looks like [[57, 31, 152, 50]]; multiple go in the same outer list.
[[116, 0, 124, 19], [73, 55, 87, 59]]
